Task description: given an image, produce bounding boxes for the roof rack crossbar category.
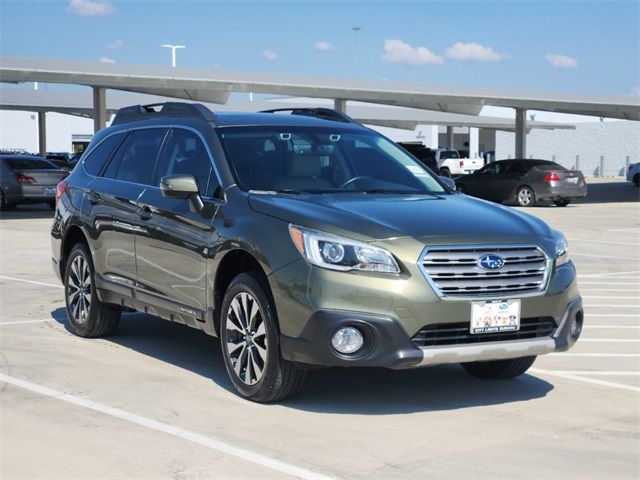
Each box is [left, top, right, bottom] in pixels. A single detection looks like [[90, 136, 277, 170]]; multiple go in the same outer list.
[[112, 102, 216, 125], [259, 107, 359, 124]]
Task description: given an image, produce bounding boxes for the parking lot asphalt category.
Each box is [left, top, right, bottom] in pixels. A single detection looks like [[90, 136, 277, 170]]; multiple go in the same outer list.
[[1, 178, 638, 479]]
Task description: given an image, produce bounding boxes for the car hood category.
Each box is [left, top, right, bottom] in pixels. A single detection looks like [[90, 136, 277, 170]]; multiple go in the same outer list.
[[248, 192, 553, 242]]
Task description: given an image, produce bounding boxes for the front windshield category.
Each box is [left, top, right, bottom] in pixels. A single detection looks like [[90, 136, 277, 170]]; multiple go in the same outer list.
[[218, 126, 447, 194]]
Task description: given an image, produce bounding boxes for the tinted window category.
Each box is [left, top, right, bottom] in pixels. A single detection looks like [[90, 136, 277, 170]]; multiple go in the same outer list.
[[478, 162, 504, 175], [504, 162, 525, 175], [83, 133, 125, 176], [103, 128, 168, 184], [153, 129, 213, 195], [6, 158, 57, 170], [218, 127, 446, 194], [532, 161, 567, 171]]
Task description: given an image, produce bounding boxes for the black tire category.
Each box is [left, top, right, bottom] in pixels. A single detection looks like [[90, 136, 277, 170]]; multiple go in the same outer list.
[[220, 272, 306, 402], [634, 173, 639, 187], [516, 186, 536, 207], [439, 167, 452, 178], [64, 243, 121, 338], [553, 199, 570, 207], [47, 200, 56, 211], [462, 356, 536, 379], [0, 191, 14, 211]]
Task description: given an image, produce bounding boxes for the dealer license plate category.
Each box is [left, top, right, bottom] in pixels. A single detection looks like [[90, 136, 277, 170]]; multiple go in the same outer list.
[[566, 177, 579, 184], [470, 299, 520, 334], [43, 187, 56, 196]]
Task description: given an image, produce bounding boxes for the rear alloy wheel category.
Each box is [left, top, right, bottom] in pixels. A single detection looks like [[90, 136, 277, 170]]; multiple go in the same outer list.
[[221, 272, 306, 402], [553, 199, 570, 207], [439, 167, 452, 178], [64, 243, 121, 337], [462, 356, 536, 379], [516, 186, 535, 207]]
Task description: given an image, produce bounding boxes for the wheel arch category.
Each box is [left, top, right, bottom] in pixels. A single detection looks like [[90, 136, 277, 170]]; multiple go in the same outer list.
[[60, 225, 90, 279], [213, 248, 273, 336]]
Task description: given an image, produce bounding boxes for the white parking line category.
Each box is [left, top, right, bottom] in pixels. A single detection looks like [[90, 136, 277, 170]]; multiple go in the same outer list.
[[582, 296, 640, 299], [579, 339, 639, 343], [0, 319, 57, 326], [530, 368, 640, 393], [0, 373, 331, 480], [581, 271, 640, 278], [568, 239, 640, 247], [583, 304, 640, 308], [584, 325, 640, 329], [552, 353, 639, 357], [0, 275, 62, 289]]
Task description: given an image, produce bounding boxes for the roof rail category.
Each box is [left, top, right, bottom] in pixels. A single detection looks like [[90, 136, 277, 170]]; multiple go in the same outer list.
[[259, 107, 359, 124], [112, 102, 216, 125]]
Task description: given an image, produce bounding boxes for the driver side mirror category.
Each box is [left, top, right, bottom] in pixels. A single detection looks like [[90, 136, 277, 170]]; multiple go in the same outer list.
[[160, 174, 204, 213]]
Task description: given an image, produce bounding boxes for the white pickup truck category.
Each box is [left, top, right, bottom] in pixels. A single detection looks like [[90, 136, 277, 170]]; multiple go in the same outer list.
[[434, 149, 483, 177]]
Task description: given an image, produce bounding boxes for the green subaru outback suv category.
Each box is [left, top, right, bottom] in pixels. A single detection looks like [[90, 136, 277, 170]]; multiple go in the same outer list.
[[51, 103, 583, 401]]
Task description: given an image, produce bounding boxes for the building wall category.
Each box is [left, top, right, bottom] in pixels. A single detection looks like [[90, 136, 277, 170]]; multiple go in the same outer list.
[[0, 110, 93, 153], [495, 120, 640, 176]]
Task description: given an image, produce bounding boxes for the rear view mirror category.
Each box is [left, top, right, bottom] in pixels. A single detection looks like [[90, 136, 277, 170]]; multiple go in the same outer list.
[[160, 174, 204, 213]]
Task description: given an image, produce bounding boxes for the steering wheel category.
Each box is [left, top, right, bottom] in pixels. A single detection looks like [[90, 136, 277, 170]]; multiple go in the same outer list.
[[340, 176, 374, 189]]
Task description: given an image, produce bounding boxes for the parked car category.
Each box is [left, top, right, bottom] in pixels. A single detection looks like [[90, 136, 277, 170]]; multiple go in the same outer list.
[[47, 152, 74, 162], [47, 153, 74, 171], [455, 159, 587, 207], [397, 142, 438, 172], [51, 103, 583, 402], [433, 149, 483, 177], [627, 162, 640, 187], [1, 155, 69, 210]]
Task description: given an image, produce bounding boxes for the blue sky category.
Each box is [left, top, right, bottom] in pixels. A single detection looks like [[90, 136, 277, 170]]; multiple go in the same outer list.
[[1, 0, 638, 95]]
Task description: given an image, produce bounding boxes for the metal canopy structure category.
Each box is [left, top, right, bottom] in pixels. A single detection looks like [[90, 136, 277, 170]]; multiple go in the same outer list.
[[2, 56, 639, 120], [0, 88, 576, 132]]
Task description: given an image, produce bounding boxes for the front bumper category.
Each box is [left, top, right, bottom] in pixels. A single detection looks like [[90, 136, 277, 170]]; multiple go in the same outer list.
[[280, 297, 583, 369]]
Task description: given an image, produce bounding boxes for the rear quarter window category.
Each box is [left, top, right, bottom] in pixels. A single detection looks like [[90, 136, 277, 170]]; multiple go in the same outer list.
[[83, 133, 126, 176]]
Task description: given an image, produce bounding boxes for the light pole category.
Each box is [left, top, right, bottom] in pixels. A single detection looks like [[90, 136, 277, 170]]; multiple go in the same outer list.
[[161, 44, 185, 68], [352, 26, 361, 78]]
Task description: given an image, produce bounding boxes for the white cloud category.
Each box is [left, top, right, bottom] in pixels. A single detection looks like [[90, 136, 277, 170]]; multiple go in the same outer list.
[[545, 53, 578, 69], [261, 49, 278, 61], [99, 56, 116, 63], [445, 42, 507, 62], [68, 0, 116, 17], [315, 41, 334, 52], [381, 39, 444, 66], [106, 39, 124, 50]]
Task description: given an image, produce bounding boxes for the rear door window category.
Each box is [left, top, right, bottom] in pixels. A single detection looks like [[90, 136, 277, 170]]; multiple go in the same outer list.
[[102, 128, 168, 184], [83, 133, 126, 176], [152, 128, 212, 195]]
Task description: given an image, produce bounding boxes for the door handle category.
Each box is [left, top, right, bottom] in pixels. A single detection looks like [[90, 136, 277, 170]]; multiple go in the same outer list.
[[86, 192, 101, 205], [137, 206, 152, 220]]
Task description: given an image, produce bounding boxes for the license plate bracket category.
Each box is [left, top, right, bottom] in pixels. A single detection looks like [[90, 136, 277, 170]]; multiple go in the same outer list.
[[470, 299, 521, 334]]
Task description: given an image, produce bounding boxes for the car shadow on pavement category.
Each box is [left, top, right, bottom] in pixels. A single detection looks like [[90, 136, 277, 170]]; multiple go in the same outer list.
[[51, 308, 554, 414], [0, 204, 55, 220]]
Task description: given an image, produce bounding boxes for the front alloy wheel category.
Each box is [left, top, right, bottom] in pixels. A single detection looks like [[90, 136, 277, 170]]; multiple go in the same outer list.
[[225, 292, 268, 385], [220, 272, 306, 402]]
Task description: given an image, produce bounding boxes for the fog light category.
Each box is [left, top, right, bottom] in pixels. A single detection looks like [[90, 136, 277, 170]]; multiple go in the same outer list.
[[332, 326, 364, 355]]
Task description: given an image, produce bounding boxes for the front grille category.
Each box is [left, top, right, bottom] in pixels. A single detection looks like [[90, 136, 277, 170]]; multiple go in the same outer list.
[[412, 317, 557, 347], [420, 246, 550, 298]]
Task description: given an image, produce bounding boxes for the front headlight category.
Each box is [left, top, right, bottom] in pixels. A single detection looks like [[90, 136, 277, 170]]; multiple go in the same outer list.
[[288, 225, 400, 273], [553, 230, 569, 266]]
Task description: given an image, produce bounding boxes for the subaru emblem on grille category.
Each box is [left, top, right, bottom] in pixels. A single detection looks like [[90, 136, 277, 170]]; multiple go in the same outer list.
[[478, 254, 505, 270]]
